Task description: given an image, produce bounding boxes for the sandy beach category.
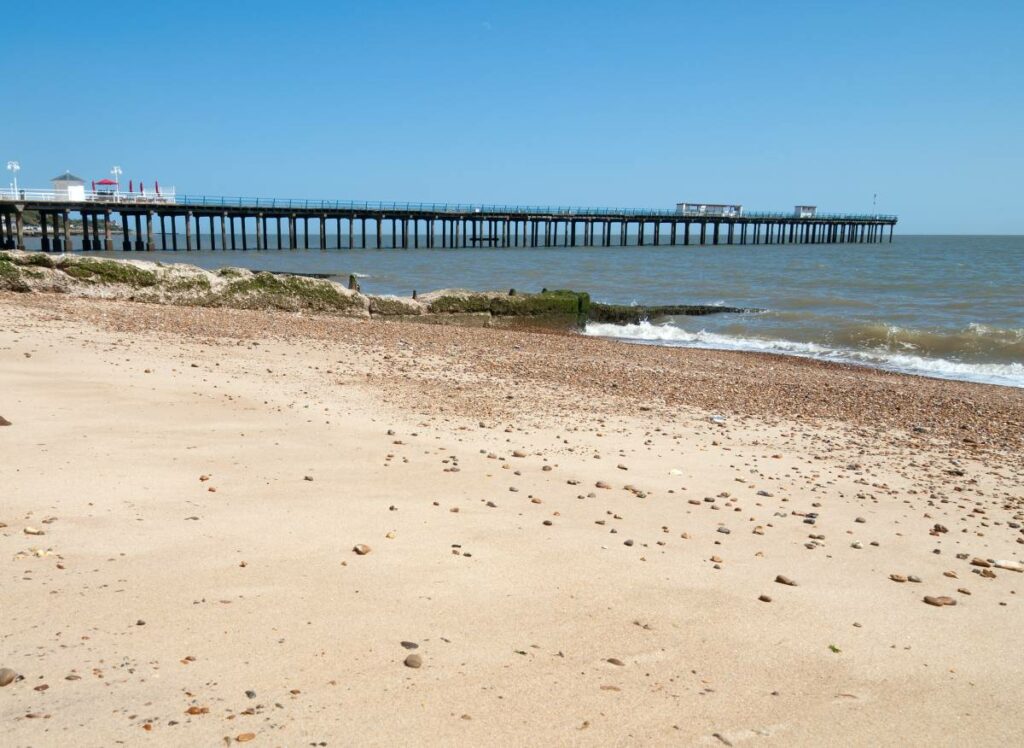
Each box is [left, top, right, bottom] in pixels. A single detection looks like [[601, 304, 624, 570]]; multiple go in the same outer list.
[[2, 292, 1023, 746]]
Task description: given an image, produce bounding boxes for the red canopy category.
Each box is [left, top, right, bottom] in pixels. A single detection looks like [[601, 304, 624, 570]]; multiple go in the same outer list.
[[96, 178, 118, 185]]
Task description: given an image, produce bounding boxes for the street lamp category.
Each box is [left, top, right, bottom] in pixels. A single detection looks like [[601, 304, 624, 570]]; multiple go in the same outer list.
[[6, 160, 19, 198], [111, 165, 122, 196]]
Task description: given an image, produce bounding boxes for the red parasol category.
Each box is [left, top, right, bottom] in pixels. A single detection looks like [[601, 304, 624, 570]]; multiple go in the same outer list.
[[96, 178, 118, 185]]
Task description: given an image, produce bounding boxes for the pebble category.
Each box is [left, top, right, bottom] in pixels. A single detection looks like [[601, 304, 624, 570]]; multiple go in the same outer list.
[[595, 481, 611, 489], [512, 450, 527, 458], [0, 416, 11, 426], [995, 560, 1024, 573], [606, 658, 625, 666], [923, 595, 957, 607], [889, 574, 908, 583], [401, 641, 419, 650], [758, 594, 772, 603], [717, 527, 731, 535], [404, 654, 423, 668], [0, 668, 18, 687], [352, 544, 372, 555], [774, 575, 797, 586], [623, 539, 634, 547]]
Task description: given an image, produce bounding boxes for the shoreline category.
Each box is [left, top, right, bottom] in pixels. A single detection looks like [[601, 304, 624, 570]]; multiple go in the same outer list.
[[4, 291, 1023, 453], [2, 292, 1023, 745], [3, 249, 1022, 392]]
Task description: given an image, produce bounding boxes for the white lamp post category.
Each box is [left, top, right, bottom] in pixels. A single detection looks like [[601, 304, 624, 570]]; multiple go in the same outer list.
[[6, 160, 19, 198], [111, 165, 122, 197]]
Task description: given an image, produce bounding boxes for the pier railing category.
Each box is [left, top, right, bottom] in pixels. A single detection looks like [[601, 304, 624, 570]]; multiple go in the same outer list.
[[168, 195, 894, 220], [1, 189, 177, 204], [0, 188, 895, 221]]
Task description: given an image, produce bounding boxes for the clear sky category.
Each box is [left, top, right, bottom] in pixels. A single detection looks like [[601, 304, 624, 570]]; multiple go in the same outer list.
[[3, 0, 1022, 233]]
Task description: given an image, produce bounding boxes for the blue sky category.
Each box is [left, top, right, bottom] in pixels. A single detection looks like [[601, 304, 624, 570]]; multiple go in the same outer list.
[[3, 0, 1022, 233]]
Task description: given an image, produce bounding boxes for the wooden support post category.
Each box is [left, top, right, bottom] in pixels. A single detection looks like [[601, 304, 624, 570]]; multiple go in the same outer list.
[[348, 217, 354, 249], [82, 213, 93, 251], [362, 218, 368, 249], [135, 213, 145, 251], [38, 212, 49, 251], [376, 217, 382, 249], [185, 212, 193, 251], [81, 213, 91, 250], [15, 210, 25, 250], [319, 215, 326, 250], [61, 210, 71, 251], [170, 216, 178, 251]]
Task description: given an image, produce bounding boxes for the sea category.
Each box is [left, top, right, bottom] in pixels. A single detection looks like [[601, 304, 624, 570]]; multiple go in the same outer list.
[[35, 233, 1023, 388]]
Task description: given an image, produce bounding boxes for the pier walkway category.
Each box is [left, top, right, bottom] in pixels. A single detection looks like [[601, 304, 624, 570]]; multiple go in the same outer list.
[[0, 191, 897, 252]]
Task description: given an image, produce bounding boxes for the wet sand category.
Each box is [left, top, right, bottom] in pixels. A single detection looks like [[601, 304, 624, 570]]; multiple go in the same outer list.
[[2, 294, 1023, 746]]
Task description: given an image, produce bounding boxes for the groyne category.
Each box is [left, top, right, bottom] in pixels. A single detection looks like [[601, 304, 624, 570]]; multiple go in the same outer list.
[[0, 251, 754, 328]]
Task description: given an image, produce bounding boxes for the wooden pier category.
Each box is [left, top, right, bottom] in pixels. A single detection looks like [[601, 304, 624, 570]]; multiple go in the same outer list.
[[0, 194, 897, 252]]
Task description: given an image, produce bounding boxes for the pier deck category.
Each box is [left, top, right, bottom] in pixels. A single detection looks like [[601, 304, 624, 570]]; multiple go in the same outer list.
[[0, 193, 897, 252]]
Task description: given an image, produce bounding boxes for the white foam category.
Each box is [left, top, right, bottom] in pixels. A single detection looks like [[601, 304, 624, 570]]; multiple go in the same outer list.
[[583, 321, 1024, 388]]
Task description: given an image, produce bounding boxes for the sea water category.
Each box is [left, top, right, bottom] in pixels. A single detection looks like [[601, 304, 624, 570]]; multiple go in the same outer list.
[[59, 234, 1023, 387]]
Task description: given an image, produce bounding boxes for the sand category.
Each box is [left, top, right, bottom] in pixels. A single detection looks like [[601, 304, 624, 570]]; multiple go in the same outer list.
[[1, 293, 1022, 746]]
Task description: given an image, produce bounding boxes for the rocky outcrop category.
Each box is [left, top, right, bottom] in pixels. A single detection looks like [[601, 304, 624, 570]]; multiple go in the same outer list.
[[419, 288, 590, 325], [1, 251, 755, 327], [0, 251, 370, 316]]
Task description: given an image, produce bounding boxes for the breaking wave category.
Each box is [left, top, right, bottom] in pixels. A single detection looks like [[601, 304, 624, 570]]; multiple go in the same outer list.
[[583, 321, 1024, 388]]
